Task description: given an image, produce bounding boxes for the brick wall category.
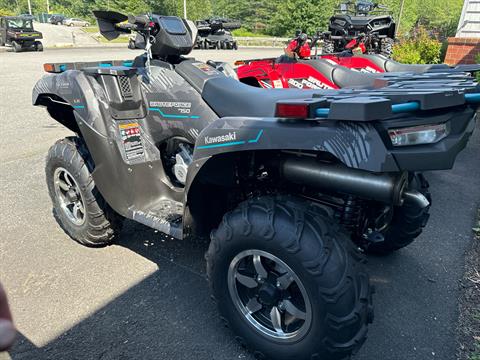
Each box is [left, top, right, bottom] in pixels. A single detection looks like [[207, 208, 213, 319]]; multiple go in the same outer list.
[[444, 37, 480, 65]]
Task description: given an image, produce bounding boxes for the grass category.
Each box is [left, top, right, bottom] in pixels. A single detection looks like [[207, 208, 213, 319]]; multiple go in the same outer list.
[[232, 28, 272, 38], [470, 342, 480, 360], [79, 26, 129, 43], [81, 26, 99, 34]]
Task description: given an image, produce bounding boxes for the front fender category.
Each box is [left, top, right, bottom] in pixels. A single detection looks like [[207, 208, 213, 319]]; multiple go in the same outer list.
[[32, 71, 110, 136], [185, 116, 399, 192]]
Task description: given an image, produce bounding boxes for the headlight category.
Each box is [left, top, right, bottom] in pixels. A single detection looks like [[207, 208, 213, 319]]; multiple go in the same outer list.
[[388, 123, 450, 147]]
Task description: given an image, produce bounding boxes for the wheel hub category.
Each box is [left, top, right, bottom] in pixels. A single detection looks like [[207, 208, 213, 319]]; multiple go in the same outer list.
[[258, 283, 280, 306], [66, 189, 79, 203], [53, 167, 86, 226], [228, 249, 312, 342]]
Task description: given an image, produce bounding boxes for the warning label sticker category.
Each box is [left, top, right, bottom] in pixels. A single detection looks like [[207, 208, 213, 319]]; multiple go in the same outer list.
[[191, 62, 219, 76], [119, 122, 145, 161]]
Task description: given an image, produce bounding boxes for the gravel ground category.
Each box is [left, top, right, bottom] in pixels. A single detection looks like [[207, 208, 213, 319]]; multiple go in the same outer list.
[[456, 218, 480, 360]]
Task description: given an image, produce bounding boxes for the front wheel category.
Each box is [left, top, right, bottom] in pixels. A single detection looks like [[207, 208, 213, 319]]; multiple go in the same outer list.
[[46, 137, 123, 246], [207, 196, 373, 360], [12, 41, 22, 52], [380, 38, 394, 58], [321, 39, 335, 55], [35, 41, 43, 52]]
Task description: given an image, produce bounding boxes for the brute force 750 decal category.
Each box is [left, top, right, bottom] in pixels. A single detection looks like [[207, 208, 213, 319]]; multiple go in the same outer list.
[[288, 77, 334, 90]]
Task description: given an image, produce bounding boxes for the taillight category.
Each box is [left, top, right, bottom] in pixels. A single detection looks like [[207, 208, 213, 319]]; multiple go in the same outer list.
[[275, 103, 309, 118]]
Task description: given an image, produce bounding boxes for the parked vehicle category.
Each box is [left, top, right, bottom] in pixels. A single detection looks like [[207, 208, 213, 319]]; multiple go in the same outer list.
[[195, 17, 240, 49], [0, 16, 43, 52], [323, 0, 396, 57], [19, 14, 35, 21], [63, 18, 90, 27], [236, 55, 478, 90], [236, 35, 480, 89], [49, 14, 66, 25], [320, 53, 480, 74], [33, 10, 480, 360]]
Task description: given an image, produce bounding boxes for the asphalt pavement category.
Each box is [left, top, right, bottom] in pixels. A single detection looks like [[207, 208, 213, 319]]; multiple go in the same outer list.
[[0, 47, 479, 360]]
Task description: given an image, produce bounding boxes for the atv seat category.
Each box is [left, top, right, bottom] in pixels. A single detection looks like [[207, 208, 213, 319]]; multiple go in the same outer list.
[[358, 55, 449, 73], [298, 59, 387, 89], [201, 75, 334, 117]]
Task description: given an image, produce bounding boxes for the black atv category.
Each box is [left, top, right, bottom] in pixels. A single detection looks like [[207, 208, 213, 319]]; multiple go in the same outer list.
[[0, 16, 43, 52], [33, 10, 480, 360], [195, 17, 240, 50], [323, 0, 395, 57]]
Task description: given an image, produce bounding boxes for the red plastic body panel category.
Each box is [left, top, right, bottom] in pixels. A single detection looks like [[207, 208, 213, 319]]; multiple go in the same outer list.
[[236, 59, 338, 90]]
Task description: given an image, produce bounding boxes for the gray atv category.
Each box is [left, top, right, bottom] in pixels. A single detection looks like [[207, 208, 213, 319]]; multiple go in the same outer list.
[[32, 10, 480, 360]]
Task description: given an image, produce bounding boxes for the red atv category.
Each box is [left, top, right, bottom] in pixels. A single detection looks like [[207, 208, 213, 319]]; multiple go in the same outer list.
[[320, 53, 480, 74], [236, 36, 480, 89]]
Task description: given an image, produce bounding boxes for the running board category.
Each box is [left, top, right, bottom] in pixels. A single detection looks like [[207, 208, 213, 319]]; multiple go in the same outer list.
[[128, 200, 183, 239]]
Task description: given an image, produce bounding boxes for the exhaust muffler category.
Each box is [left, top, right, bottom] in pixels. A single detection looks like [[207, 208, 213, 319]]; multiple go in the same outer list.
[[278, 156, 428, 208]]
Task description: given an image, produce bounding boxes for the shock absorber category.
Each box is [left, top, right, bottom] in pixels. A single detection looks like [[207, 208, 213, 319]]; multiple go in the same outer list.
[[340, 196, 364, 233]]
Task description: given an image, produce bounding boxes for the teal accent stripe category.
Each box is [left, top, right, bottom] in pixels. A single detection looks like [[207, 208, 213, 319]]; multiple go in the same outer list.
[[99, 63, 112, 68], [148, 107, 200, 119], [248, 129, 264, 143], [72, 105, 85, 109], [197, 141, 246, 149]]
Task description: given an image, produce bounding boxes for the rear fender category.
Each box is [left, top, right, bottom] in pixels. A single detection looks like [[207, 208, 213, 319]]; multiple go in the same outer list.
[[185, 116, 398, 193]]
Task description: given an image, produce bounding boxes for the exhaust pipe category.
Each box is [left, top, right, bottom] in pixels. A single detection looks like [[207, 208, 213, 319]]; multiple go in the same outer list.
[[278, 156, 421, 207]]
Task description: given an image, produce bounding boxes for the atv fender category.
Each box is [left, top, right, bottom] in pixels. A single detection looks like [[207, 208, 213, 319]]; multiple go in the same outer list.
[[185, 116, 399, 193], [32, 71, 174, 218], [32, 71, 110, 136]]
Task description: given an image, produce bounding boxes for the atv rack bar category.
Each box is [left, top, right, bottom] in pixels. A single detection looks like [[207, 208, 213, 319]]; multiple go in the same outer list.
[[43, 60, 135, 73], [314, 92, 480, 118]]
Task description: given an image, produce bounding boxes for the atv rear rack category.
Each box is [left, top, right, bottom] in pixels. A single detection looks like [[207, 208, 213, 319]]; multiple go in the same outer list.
[[277, 91, 480, 121]]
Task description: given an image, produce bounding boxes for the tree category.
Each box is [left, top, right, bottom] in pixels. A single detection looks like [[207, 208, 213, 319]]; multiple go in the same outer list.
[[270, 0, 336, 37]]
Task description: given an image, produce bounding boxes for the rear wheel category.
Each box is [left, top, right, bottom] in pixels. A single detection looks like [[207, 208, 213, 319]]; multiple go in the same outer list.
[[380, 38, 394, 58], [207, 196, 373, 360], [368, 173, 431, 254], [46, 137, 123, 246], [35, 41, 43, 52]]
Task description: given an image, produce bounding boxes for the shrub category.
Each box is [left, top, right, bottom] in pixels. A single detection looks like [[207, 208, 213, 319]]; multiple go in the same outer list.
[[393, 28, 442, 64], [0, 8, 14, 16]]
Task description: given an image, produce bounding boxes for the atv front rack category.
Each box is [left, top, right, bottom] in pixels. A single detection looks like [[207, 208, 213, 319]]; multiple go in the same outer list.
[[43, 60, 135, 73]]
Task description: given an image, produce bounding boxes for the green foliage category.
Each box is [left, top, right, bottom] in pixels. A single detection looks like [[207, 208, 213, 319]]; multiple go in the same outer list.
[[232, 28, 271, 37], [0, 8, 14, 16], [393, 28, 442, 64], [0, 0, 467, 39], [269, 0, 336, 37]]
